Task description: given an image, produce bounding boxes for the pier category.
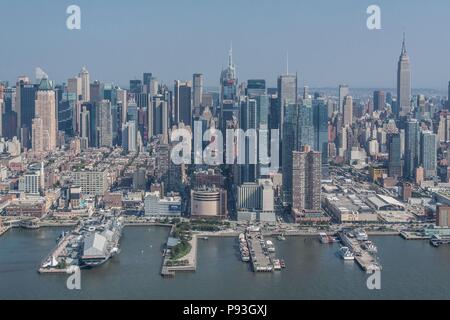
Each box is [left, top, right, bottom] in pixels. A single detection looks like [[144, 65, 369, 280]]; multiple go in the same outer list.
[[400, 231, 430, 240], [246, 231, 274, 272], [161, 228, 198, 278], [430, 235, 450, 247], [339, 232, 382, 272], [38, 232, 75, 274]]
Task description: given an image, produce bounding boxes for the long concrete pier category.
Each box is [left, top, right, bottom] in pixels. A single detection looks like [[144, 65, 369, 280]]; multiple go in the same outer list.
[[339, 232, 382, 272], [247, 232, 274, 272]]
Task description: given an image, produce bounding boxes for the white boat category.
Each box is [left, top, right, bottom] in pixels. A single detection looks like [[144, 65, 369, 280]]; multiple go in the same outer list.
[[354, 230, 368, 241], [319, 233, 329, 244], [338, 247, 355, 260], [362, 241, 378, 253], [42, 255, 59, 268], [266, 240, 276, 253], [273, 259, 282, 271]]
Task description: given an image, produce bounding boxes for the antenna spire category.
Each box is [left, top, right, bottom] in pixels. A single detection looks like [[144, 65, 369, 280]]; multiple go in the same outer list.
[[402, 32, 407, 54], [229, 43, 233, 68], [286, 51, 289, 75]]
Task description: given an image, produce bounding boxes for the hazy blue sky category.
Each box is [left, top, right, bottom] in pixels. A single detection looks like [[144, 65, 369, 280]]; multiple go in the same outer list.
[[1, 0, 450, 90]]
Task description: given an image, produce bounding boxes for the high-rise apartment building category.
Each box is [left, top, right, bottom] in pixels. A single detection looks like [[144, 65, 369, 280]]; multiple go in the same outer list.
[[96, 100, 113, 147], [420, 130, 437, 179], [79, 67, 90, 103], [34, 77, 57, 152], [292, 145, 322, 221]]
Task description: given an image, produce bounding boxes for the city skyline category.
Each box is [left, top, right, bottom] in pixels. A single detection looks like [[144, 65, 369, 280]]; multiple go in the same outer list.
[[1, 0, 450, 90], [3, 0, 450, 303]]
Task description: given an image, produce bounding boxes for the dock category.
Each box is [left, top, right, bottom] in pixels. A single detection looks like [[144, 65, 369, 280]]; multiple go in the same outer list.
[[400, 231, 430, 240], [161, 234, 198, 278], [339, 232, 382, 272], [246, 231, 274, 272], [38, 232, 74, 274], [430, 235, 450, 247]]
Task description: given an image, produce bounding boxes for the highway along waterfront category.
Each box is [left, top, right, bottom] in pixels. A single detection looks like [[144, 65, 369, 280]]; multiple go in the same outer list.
[[1, 226, 450, 299]]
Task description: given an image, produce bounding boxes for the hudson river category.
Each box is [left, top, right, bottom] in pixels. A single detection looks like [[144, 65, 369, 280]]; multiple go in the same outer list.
[[1, 226, 450, 299]]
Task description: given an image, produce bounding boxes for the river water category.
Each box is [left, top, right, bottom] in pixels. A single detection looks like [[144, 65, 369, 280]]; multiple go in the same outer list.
[[1, 226, 449, 299]]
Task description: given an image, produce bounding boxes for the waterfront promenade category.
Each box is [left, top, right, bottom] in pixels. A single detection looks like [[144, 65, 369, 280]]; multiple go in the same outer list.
[[161, 234, 198, 277]]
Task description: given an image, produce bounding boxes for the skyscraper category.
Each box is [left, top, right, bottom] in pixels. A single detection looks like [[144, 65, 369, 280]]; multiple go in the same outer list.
[[31, 118, 44, 154], [239, 97, 258, 183], [343, 95, 353, 127], [313, 98, 329, 177], [143, 73, 153, 94], [220, 47, 238, 102], [152, 95, 169, 141], [338, 85, 349, 114], [420, 130, 437, 179], [122, 121, 137, 153], [282, 103, 299, 205], [277, 73, 297, 135], [79, 106, 90, 149], [373, 91, 386, 112], [174, 80, 192, 126], [297, 99, 314, 148], [116, 88, 128, 126], [292, 145, 322, 221], [193, 73, 203, 112], [404, 119, 420, 180], [79, 67, 90, 103], [16, 77, 36, 147], [448, 81, 450, 109], [130, 80, 142, 95], [34, 77, 57, 152], [247, 79, 266, 98], [96, 100, 113, 147], [68, 77, 82, 101], [397, 34, 411, 117], [388, 133, 402, 178], [90, 80, 102, 104]]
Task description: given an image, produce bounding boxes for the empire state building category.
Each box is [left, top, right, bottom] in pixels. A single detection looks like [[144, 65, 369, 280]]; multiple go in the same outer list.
[[397, 34, 411, 117]]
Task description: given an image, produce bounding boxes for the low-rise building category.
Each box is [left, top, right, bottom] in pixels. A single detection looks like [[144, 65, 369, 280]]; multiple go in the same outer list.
[[323, 194, 378, 223], [144, 191, 181, 217], [191, 187, 227, 219], [72, 170, 109, 196]]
